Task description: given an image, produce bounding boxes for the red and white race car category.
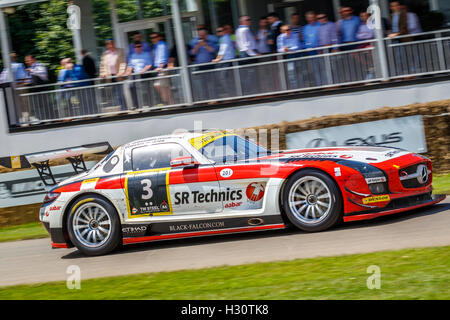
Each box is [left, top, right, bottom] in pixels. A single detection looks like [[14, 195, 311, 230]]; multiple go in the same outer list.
[[15, 131, 445, 255]]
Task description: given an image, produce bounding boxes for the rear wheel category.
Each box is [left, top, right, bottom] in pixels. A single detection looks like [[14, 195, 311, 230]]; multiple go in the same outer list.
[[283, 169, 342, 232], [67, 195, 122, 256]]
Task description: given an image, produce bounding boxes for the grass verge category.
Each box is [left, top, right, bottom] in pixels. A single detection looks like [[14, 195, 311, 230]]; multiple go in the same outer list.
[[0, 246, 448, 300], [0, 222, 48, 243], [433, 173, 450, 195]]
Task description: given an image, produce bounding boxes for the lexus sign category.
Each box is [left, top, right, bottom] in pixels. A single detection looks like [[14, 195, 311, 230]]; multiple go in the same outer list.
[[286, 115, 427, 154]]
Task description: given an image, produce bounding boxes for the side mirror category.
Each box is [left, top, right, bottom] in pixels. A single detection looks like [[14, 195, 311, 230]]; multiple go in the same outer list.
[[170, 156, 200, 168]]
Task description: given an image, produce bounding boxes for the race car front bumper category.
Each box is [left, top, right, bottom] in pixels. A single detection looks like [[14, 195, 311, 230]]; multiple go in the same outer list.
[[343, 193, 446, 222]]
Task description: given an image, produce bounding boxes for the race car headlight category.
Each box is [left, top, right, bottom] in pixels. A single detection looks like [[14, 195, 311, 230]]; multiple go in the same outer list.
[[338, 160, 388, 194], [43, 192, 60, 204], [368, 183, 387, 195]]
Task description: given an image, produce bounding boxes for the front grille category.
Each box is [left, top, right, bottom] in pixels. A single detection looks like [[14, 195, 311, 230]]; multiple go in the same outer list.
[[399, 163, 430, 189]]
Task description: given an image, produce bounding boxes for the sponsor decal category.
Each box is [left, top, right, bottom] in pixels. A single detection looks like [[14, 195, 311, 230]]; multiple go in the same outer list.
[[122, 226, 148, 234], [248, 218, 264, 226], [138, 201, 168, 214], [168, 221, 225, 232], [220, 168, 233, 178], [10, 156, 21, 169], [246, 183, 265, 202], [362, 195, 390, 204], [81, 178, 99, 190], [334, 167, 341, 177], [385, 150, 402, 158], [190, 132, 228, 149], [160, 201, 169, 211], [126, 171, 172, 217], [365, 176, 387, 184], [49, 205, 61, 211], [174, 188, 243, 205], [225, 201, 242, 208]]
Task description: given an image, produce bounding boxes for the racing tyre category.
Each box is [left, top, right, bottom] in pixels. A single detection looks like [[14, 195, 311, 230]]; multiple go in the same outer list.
[[283, 169, 342, 232], [67, 195, 122, 256]]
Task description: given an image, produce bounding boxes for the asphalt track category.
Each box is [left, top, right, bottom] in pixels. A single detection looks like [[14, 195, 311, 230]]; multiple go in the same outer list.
[[0, 198, 449, 287]]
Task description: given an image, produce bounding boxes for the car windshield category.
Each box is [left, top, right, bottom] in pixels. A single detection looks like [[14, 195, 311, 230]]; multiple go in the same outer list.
[[198, 134, 270, 163]]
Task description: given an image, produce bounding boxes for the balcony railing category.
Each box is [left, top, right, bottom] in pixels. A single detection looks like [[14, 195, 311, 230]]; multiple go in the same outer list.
[[6, 29, 450, 127]]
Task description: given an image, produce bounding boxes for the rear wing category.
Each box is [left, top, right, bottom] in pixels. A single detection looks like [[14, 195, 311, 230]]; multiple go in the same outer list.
[[0, 142, 113, 186]]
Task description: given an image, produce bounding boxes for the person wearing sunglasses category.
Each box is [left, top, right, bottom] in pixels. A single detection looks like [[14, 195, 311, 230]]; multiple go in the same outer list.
[[150, 33, 169, 71], [236, 15, 258, 58], [317, 13, 339, 49], [128, 32, 151, 56], [277, 25, 301, 53], [212, 26, 235, 63], [126, 41, 153, 75]]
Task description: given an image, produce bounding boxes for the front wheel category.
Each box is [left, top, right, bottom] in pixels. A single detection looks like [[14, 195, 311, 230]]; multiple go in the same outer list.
[[282, 169, 342, 232], [67, 195, 122, 256]]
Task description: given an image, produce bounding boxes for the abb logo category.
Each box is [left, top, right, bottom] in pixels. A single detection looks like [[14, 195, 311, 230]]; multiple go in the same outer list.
[[246, 183, 265, 202]]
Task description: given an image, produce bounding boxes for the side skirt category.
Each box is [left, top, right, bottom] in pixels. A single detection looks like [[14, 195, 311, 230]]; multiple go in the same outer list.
[[122, 215, 285, 245]]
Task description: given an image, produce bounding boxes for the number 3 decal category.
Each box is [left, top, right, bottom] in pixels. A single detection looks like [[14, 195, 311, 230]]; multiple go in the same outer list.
[[141, 179, 153, 200]]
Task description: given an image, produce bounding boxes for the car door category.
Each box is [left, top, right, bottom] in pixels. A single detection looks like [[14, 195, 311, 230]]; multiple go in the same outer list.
[[199, 135, 269, 214], [124, 143, 222, 220]]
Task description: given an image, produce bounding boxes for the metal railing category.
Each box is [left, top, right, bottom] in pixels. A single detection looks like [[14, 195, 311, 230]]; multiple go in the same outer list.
[[386, 29, 450, 78], [14, 68, 184, 125], [7, 29, 450, 127], [188, 39, 379, 103]]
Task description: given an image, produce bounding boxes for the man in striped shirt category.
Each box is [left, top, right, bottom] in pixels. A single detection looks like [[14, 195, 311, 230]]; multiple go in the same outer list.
[[25, 55, 48, 85]]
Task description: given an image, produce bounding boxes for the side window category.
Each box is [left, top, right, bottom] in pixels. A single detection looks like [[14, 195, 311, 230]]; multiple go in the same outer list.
[[132, 143, 191, 171], [201, 136, 237, 163]]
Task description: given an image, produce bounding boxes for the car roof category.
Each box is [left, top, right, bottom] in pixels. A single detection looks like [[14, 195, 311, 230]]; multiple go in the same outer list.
[[123, 130, 233, 149]]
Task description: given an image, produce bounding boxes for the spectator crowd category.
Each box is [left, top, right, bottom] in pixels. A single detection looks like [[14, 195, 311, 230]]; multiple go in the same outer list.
[[0, 1, 427, 119]]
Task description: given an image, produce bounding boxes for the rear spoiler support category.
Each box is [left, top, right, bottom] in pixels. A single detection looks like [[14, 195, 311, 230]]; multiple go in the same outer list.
[[67, 155, 88, 174], [33, 160, 57, 186], [0, 142, 113, 187]]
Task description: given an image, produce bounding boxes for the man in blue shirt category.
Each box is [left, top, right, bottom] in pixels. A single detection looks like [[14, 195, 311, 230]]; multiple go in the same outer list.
[[317, 13, 339, 49], [278, 25, 302, 89], [190, 28, 218, 64], [290, 13, 302, 41], [302, 11, 320, 51], [126, 41, 153, 74], [212, 26, 236, 63], [150, 33, 169, 70], [302, 12, 324, 87], [277, 25, 301, 53], [336, 7, 361, 50], [150, 32, 173, 106], [128, 33, 151, 56], [190, 28, 218, 101], [126, 41, 153, 109], [0, 53, 29, 84], [190, 24, 219, 54]]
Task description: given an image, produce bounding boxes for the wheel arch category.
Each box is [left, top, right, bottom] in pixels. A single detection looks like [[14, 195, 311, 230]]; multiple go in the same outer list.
[[278, 166, 344, 222], [61, 191, 124, 245]]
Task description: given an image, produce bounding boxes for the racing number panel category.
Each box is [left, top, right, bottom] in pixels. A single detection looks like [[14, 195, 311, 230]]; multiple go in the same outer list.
[[125, 169, 172, 218]]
